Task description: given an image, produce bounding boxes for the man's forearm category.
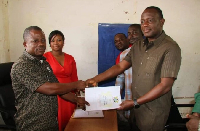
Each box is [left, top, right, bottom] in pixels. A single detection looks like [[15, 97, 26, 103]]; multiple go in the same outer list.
[[60, 92, 77, 103], [36, 82, 78, 95], [94, 65, 121, 82], [94, 63, 128, 83]]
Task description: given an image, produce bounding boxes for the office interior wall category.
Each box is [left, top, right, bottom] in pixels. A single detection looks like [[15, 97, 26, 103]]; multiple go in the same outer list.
[[0, 0, 10, 62]]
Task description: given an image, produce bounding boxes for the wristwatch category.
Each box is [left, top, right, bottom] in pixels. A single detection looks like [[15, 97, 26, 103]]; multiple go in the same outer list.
[[134, 99, 140, 108]]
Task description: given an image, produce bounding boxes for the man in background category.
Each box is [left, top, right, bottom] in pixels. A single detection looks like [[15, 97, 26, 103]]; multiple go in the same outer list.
[[115, 24, 143, 64], [115, 33, 130, 64], [127, 24, 143, 45], [114, 33, 131, 130], [115, 26, 143, 131], [114, 33, 130, 97], [115, 24, 143, 119]]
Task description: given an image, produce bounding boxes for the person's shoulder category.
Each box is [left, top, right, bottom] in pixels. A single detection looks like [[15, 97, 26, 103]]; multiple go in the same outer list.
[[43, 51, 51, 57], [194, 93, 200, 98], [164, 35, 181, 50], [11, 57, 28, 73], [131, 39, 145, 50], [64, 53, 75, 59], [122, 46, 131, 54], [165, 35, 178, 45]]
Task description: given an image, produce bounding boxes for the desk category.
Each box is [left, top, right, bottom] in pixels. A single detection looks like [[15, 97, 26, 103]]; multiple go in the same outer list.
[[64, 110, 118, 131]]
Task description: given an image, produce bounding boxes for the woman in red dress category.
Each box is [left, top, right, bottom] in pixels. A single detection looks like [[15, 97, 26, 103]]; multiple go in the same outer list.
[[44, 30, 78, 131]]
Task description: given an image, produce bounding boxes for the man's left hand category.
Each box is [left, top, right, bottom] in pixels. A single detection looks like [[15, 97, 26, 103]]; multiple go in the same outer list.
[[117, 100, 134, 110]]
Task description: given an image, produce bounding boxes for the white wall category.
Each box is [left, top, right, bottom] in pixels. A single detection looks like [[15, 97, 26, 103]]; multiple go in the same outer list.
[[0, 0, 10, 62], [2, 0, 200, 103]]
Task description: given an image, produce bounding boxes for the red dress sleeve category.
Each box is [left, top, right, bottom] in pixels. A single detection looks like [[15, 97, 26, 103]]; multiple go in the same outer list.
[[70, 56, 78, 82]]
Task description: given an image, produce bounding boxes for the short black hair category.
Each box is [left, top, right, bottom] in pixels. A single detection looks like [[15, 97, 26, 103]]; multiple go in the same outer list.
[[114, 33, 127, 38], [23, 26, 42, 41], [129, 24, 141, 29], [129, 24, 143, 36], [146, 6, 163, 19], [48, 30, 65, 45]]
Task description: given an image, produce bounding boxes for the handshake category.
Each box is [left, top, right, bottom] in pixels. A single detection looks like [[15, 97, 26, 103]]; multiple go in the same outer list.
[[73, 78, 98, 90], [71, 78, 97, 110]]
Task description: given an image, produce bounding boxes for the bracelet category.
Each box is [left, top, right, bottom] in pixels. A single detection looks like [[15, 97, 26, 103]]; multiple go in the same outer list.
[[198, 120, 200, 131]]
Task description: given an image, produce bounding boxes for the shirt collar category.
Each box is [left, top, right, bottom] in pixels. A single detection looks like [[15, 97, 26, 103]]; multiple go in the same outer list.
[[143, 31, 166, 50], [23, 50, 46, 63]]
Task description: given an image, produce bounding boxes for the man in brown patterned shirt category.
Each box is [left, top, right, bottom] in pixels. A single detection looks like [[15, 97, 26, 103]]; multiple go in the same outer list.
[[11, 26, 89, 131], [86, 6, 181, 131]]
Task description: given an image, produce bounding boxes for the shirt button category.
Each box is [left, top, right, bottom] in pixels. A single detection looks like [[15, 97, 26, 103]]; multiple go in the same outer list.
[[141, 62, 142, 65], [147, 57, 149, 59], [135, 87, 137, 89], [146, 51, 147, 52]]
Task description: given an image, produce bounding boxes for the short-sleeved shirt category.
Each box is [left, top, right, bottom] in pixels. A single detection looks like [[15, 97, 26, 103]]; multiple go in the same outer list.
[[11, 51, 59, 131], [124, 31, 181, 128]]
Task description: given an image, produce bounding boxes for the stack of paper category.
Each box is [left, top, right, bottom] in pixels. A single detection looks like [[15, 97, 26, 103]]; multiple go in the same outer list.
[[72, 109, 104, 118]]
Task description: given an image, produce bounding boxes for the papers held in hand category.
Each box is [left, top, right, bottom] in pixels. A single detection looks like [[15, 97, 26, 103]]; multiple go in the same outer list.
[[85, 86, 121, 111], [72, 109, 104, 118]]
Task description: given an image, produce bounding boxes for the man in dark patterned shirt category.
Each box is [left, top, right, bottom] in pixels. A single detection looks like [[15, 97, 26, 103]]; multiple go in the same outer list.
[[11, 26, 89, 131], [86, 6, 181, 131]]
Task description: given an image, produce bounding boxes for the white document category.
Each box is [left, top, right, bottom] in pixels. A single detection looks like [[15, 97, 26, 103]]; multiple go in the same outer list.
[[85, 86, 121, 111], [72, 109, 104, 118]]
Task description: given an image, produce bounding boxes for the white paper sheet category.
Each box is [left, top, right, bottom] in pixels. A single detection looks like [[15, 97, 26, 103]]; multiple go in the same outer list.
[[85, 86, 121, 111], [72, 109, 104, 118]]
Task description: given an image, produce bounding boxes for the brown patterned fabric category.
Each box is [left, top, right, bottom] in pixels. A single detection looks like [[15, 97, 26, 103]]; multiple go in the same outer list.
[[11, 51, 59, 131], [124, 31, 181, 130]]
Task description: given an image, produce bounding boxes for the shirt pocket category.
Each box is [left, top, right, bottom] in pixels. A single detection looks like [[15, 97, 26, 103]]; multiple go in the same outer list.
[[145, 56, 160, 75]]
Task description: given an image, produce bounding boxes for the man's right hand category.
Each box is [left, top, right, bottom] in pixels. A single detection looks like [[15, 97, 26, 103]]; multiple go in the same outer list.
[[76, 97, 90, 110], [85, 78, 97, 87]]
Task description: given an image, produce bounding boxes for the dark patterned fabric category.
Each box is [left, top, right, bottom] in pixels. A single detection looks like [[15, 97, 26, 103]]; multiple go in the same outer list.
[[124, 31, 181, 131], [11, 51, 59, 131]]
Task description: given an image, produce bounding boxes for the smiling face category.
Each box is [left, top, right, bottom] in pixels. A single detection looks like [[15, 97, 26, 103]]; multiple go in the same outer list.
[[23, 29, 46, 58], [141, 8, 165, 41], [114, 34, 129, 51], [50, 34, 64, 52], [127, 26, 143, 44]]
